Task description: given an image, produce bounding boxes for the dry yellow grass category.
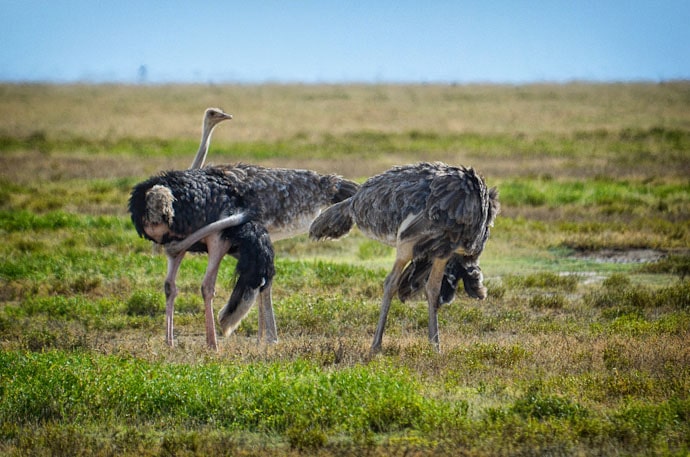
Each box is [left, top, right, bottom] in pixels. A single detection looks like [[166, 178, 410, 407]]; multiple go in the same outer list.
[[2, 82, 689, 142], [3, 82, 688, 187]]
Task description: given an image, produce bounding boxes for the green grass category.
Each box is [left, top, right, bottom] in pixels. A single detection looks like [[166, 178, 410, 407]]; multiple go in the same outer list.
[[1, 347, 688, 455], [499, 177, 689, 209], [1, 82, 689, 456], [2, 127, 688, 179], [1, 207, 687, 455], [0, 352, 431, 433]]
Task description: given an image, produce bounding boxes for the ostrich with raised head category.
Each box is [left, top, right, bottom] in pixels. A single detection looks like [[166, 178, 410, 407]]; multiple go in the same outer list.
[[129, 164, 358, 350], [310, 161, 499, 353]]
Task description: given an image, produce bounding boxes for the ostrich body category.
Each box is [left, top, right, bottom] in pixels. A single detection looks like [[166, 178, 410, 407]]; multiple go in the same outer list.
[[310, 162, 499, 352], [129, 164, 358, 349]]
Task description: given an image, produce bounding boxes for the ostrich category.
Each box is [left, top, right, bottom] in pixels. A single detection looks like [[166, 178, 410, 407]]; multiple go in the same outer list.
[[309, 162, 499, 352], [143, 105, 236, 345], [129, 164, 358, 350]]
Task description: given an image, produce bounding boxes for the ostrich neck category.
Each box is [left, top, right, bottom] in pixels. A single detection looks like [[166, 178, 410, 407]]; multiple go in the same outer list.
[[190, 125, 215, 169]]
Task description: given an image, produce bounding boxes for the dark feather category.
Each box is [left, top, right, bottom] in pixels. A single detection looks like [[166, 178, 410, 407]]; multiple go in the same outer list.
[[221, 221, 275, 320], [129, 164, 359, 244], [398, 254, 483, 304], [311, 162, 498, 259]]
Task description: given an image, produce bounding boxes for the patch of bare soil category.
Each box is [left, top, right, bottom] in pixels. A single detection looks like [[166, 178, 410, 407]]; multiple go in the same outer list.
[[572, 248, 666, 264]]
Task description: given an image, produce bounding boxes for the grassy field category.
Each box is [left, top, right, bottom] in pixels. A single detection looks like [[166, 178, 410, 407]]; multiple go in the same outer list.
[[1, 82, 689, 456]]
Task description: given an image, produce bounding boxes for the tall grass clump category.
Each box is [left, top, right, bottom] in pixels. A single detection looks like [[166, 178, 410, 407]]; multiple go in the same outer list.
[[504, 272, 578, 292], [126, 290, 162, 316], [510, 385, 588, 421], [585, 273, 689, 310], [529, 293, 568, 309], [638, 254, 690, 279]]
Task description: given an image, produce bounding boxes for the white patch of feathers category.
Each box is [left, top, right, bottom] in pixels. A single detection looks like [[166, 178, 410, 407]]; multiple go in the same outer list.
[[266, 209, 323, 241]]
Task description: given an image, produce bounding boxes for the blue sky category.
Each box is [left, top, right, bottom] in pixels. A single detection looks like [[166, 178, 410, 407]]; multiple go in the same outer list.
[[1, 1, 688, 84]]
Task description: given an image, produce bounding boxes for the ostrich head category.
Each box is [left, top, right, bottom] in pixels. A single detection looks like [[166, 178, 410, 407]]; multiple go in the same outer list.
[[203, 107, 233, 131]]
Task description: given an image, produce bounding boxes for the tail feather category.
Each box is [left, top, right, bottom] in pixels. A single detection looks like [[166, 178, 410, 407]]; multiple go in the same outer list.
[[397, 257, 431, 303], [309, 199, 355, 240], [488, 186, 500, 226], [332, 178, 359, 204], [217, 222, 275, 336], [459, 262, 487, 300], [219, 285, 260, 337]]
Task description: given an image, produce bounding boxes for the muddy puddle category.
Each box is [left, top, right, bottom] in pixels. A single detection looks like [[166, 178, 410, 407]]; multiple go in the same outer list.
[[571, 248, 666, 264]]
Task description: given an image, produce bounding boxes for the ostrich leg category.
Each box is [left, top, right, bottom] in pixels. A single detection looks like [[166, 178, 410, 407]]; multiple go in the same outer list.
[[200, 236, 231, 351], [371, 256, 409, 353], [158, 214, 247, 349], [164, 252, 186, 347], [425, 257, 450, 352], [258, 296, 265, 342], [257, 284, 277, 343]]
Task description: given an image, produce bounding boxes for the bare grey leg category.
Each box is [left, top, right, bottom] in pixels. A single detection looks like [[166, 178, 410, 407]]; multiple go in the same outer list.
[[258, 292, 265, 342], [425, 257, 449, 352], [259, 283, 278, 343], [371, 257, 408, 353], [164, 252, 185, 347], [200, 236, 230, 351]]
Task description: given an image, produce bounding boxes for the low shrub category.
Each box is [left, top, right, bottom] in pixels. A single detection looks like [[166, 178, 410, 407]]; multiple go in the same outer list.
[[504, 272, 578, 292], [511, 386, 588, 421], [126, 290, 162, 316], [529, 293, 567, 309], [586, 275, 689, 310]]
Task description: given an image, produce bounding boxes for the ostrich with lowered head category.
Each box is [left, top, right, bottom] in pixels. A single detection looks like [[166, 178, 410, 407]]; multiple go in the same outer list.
[[310, 161, 499, 353], [142, 106, 235, 342], [129, 163, 358, 350]]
